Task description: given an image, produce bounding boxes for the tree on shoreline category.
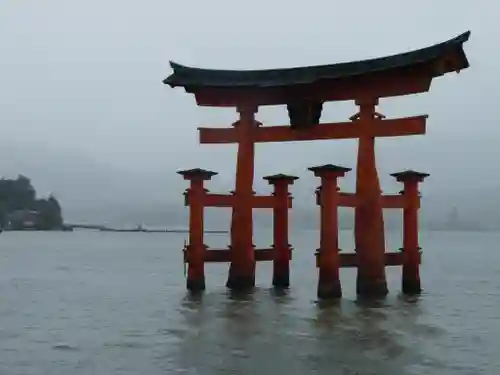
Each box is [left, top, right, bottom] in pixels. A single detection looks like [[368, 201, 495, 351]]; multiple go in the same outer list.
[[0, 175, 64, 230]]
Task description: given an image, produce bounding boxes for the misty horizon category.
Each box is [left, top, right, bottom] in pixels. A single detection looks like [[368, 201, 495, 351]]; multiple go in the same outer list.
[[0, 1, 498, 227]]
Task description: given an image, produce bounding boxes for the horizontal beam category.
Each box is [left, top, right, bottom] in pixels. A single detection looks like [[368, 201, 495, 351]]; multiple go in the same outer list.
[[319, 192, 408, 209], [382, 194, 408, 209], [339, 252, 403, 268], [203, 248, 275, 262], [191, 70, 433, 107], [185, 193, 293, 208], [340, 192, 407, 209], [337, 193, 356, 207], [199, 116, 427, 144], [315, 252, 403, 268]]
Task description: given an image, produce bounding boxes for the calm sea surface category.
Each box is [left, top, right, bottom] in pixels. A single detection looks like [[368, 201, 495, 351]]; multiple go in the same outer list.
[[0, 229, 498, 374]]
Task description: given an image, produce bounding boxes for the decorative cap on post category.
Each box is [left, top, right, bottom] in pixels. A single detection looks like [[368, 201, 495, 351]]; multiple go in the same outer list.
[[177, 168, 218, 181], [307, 164, 351, 178], [390, 170, 430, 183], [263, 173, 299, 185]]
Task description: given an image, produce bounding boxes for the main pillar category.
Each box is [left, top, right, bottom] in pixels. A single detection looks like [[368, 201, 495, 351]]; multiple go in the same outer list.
[[391, 170, 429, 295], [309, 164, 351, 299], [263, 174, 298, 288], [352, 98, 389, 297], [226, 106, 259, 291], [177, 168, 218, 292]]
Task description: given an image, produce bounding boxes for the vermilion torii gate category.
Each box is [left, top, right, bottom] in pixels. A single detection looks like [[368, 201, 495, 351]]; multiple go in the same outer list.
[[165, 31, 471, 298]]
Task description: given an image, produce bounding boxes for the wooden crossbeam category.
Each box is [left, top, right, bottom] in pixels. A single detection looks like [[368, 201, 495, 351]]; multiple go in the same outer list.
[[199, 115, 427, 144], [337, 193, 407, 209], [315, 252, 403, 268], [184, 248, 275, 263], [185, 193, 293, 208], [200, 250, 403, 265]]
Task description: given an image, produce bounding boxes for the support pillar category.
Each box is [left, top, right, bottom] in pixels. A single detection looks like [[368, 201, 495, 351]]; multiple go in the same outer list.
[[352, 98, 389, 298], [309, 164, 351, 299], [226, 106, 259, 291], [263, 174, 299, 288], [177, 168, 218, 292], [391, 170, 429, 295]]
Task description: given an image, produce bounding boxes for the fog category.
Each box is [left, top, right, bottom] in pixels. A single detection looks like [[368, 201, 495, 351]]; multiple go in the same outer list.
[[0, 0, 498, 226]]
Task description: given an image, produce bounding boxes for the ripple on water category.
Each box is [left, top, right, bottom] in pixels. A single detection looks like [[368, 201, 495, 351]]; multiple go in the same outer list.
[[52, 343, 79, 351], [103, 341, 152, 349]]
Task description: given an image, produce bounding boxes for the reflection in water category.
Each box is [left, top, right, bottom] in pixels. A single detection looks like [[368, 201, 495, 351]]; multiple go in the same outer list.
[[268, 287, 291, 301], [172, 288, 437, 375], [313, 300, 342, 332], [304, 299, 409, 373], [171, 287, 467, 375]]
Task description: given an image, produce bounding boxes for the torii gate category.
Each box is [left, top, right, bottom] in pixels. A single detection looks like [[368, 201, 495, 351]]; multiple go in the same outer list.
[[166, 31, 471, 298]]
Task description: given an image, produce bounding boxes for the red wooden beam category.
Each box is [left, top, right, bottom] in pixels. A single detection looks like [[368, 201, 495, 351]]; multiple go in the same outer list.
[[333, 192, 407, 209], [199, 248, 275, 263], [191, 71, 433, 107], [338, 193, 356, 207], [315, 252, 403, 268], [204, 249, 230, 262], [202, 193, 233, 207], [254, 248, 274, 262], [382, 194, 407, 209], [385, 252, 404, 266], [338, 253, 357, 268], [198, 115, 427, 144], [186, 193, 293, 208]]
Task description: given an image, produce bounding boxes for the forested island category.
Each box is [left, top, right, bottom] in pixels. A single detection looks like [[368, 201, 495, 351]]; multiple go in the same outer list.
[[0, 175, 65, 231]]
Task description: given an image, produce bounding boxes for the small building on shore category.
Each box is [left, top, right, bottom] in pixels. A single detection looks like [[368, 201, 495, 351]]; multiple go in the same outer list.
[[5, 209, 41, 230]]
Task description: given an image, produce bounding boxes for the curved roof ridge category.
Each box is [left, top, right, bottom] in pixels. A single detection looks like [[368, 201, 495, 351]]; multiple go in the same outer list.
[[163, 31, 471, 88]]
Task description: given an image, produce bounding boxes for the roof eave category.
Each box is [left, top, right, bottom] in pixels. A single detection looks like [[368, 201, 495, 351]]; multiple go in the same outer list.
[[162, 30, 471, 89]]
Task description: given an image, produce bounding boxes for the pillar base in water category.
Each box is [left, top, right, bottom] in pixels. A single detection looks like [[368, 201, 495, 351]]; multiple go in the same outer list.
[[317, 280, 342, 299], [402, 277, 421, 295], [272, 268, 290, 289], [226, 275, 255, 290], [186, 278, 206, 292], [356, 277, 388, 298], [226, 264, 255, 291]]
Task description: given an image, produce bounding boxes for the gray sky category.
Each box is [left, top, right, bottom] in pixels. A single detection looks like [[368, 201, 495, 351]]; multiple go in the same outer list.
[[0, 0, 498, 219]]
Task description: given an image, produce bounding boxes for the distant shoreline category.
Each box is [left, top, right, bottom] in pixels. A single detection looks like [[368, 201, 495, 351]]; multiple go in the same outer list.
[[2, 226, 498, 234], [66, 224, 228, 234]]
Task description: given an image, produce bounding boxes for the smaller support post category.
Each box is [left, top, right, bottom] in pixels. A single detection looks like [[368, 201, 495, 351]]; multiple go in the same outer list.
[[263, 173, 299, 288], [308, 164, 351, 299], [177, 168, 218, 292], [390, 170, 429, 295]]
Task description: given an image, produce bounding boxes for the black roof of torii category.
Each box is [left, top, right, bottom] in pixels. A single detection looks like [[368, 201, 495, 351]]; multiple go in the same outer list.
[[163, 31, 470, 89]]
